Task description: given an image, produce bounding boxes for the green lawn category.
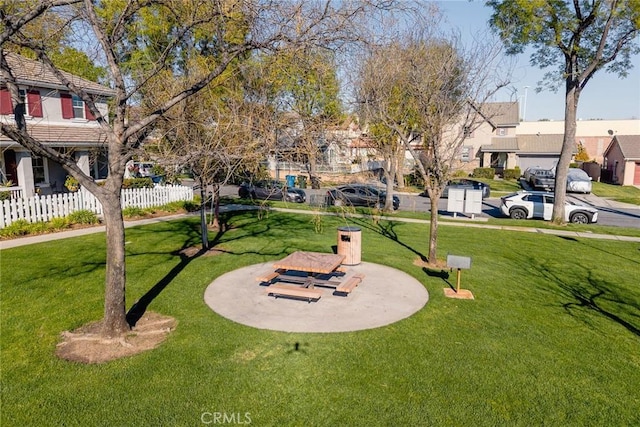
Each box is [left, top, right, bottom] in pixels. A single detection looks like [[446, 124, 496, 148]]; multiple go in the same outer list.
[[1, 212, 639, 426], [592, 181, 640, 205]]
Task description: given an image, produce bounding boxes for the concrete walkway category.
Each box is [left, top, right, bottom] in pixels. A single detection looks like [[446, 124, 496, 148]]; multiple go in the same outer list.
[[0, 214, 190, 250]]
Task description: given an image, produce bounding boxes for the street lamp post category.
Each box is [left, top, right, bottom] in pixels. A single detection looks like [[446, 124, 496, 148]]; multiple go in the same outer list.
[[522, 86, 529, 121]]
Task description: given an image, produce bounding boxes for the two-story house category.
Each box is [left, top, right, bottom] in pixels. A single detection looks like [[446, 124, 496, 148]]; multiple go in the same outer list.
[[464, 101, 520, 174], [1, 53, 113, 197]]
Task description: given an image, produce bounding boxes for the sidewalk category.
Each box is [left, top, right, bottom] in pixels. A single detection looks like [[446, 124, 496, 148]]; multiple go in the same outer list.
[[0, 214, 190, 250], [2, 206, 639, 251]]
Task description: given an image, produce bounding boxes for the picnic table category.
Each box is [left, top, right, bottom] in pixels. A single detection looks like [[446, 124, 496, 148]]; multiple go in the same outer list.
[[274, 251, 345, 275], [257, 251, 365, 301]]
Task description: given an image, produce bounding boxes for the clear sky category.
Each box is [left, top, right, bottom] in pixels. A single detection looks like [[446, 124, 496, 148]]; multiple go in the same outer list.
[[436, 0, 640, 121]]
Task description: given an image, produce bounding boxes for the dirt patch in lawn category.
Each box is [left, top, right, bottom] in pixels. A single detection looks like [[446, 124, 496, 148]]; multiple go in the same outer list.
[[56, 312, 176, 364], [413, 257, 448, 270], [178, 245, 227, 258]]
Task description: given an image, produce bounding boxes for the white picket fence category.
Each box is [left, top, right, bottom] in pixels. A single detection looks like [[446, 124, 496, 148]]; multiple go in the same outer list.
[[0, 185, 194, 228]]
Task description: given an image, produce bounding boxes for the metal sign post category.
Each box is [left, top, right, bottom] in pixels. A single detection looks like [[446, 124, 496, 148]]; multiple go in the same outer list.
[[444, 255, 474, 300]]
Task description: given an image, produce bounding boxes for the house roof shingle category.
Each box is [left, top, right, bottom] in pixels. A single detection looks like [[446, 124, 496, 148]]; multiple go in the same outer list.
[[478, 102, 520, 127], [1, 52, 114, 96], [613, 135, 640, 160], [516, 134, 572, 154], [481, 137, 518, 152], [0, 123, 108, 146]]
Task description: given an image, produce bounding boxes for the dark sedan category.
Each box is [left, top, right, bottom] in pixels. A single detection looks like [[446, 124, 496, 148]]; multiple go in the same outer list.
[[326, 184, 399, 210], [420, 179, 490, 199], [238, 180, 306, 203]]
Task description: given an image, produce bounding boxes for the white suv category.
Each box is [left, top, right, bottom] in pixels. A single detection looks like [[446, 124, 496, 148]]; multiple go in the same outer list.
[[500, 191, 598, 224]]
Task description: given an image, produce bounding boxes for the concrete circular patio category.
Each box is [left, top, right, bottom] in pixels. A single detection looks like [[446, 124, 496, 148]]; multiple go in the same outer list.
[[204, 261, 429, 333]]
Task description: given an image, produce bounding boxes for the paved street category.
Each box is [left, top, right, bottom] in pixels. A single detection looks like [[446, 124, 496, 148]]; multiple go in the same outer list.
[[221, 185, 640, 229]]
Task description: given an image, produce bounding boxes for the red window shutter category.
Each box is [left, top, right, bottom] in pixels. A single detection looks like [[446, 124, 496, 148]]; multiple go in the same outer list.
[[0, 88, 13, 115], [84, 103, 96, 120], [60, 92, 73, 119], [27, 90, 43, 117]]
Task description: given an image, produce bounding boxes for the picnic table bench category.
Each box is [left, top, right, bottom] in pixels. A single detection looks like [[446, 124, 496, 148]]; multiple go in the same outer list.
[[256, 269, 286, 284], [266, 284, 323, 302], [335, 273, 365, 295]]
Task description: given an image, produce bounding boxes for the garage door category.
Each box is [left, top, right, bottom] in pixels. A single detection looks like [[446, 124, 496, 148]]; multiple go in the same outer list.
[[634, 162, 640, 186], [518, 156, 558, 171]]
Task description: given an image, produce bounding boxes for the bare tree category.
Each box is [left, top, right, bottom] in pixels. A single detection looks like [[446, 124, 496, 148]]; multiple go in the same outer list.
[[356, 27, 511, 263], [1, 0, 397, 339]]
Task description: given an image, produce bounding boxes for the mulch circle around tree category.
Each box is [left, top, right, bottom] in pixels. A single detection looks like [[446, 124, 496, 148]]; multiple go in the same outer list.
[[55, 312, 176, 364]]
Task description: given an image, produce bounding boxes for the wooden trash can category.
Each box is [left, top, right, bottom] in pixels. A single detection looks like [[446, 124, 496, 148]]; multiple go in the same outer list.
[[337, 226, 362, 265]]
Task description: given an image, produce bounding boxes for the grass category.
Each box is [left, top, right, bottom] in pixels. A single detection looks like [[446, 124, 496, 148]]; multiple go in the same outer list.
[[2, 211, 639, 426], [476, 177, 522, 195], [592, 181, 640, 205]]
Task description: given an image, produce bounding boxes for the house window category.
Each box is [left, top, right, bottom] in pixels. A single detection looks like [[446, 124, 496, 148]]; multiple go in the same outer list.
[[32, 155, 46, 184], [460, 146, 471, 162], [6, 89, 44, 118], [72, 95, 85, 119], [61, 92, 94, 120], [90, 149, 109, 180]]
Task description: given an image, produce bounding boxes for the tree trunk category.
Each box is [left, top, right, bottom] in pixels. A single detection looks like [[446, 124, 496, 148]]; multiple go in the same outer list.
[[199, 180, 209, 250], [101, 191, 130, 337], [552, 81, 580, 223], [210, 183, 221, 230], [395, 147, 405, 189], [384, 151, 396, 211], [428, 194, 439, 264], [306, 155, 320, 189]]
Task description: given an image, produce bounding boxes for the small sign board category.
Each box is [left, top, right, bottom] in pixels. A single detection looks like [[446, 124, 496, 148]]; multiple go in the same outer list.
[[447, 255, 471, 270]]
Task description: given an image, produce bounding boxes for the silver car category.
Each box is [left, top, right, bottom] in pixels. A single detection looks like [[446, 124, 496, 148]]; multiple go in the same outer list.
[[567, 168, 592, 193]]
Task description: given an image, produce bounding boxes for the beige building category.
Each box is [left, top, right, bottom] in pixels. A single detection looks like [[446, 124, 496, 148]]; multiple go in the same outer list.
[[469, 104, 640, 174]]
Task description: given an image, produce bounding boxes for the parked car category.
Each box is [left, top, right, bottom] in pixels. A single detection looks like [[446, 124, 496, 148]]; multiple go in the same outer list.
[[419, 179, 491, 199], [567, 168, 592, 193], [238, 180, 306, 203], [326, 184, 400, 210], [500, 190, 598, 224], [523, 167, 555, 191], [125, 161, 156, 179]]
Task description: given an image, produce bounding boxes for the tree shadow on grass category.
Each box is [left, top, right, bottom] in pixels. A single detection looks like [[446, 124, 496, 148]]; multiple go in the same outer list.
[[346, 216, 459, 288], [349, 216, 428, 262], [560, 272, 640, 338], [125, 210, 320, 326], [125, 210, 266, 326], [516, 238, 640, 338], [557, 235, 640, 266]]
